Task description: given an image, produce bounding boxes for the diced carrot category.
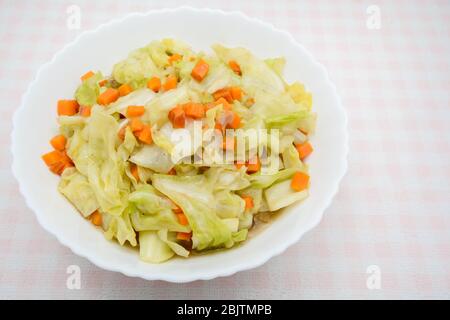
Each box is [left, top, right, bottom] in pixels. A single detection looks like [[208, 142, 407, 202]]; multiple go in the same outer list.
[[241, 196, 254, 210], [168, 168, 177, 175], [246, 156, 261, 173], [61, 150, 73, 165], [295, 142, 313, 160], [42, 150, 63, 166], [191, 59, 209, 82], [235, 162, 245, 170], [129, 118, 144, 132], [137, 125, 153, 144], [168, 53, 182, 65], [227, 112, 241, 129], [291, 171, 310, 192], [57, 100, 79, 116], [245, 98, 255, 107], [176, 232, 192, 241], [228, 60, 242, 75], [183, 102, 205, 119], [130, 163, 139, 182], [42, 150, 72, 175], [147, 76, 161, 93], [168, 105, 186, 128], [223, 136, 235, 150], [50, 135, 66, 151], [118, 83, 133, 97], [176, 213, 189, 226], [49, 161, 66, 175], [213, 88, 233, 103], [98, 79, 107, 87], [80, 71, 94, 81], [62, 159, 74, 171], [230, 87, 242, 101], [97, 88, 119, 105], [163, 75, 178, 91], [213, 97, 232, 110], [126, 106, 145, 118], [79, 105, 91, 117], [172, 204, 183, 214], [90, 210, 102, 226], [118, 126, 127, 140]]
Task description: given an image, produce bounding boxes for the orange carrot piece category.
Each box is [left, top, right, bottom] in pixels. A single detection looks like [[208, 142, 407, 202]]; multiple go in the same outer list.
[[50, 135, 66, 151], [126, 106, 145, 118], [168, 168, 177, 175], [227, 112, 241, 129], [213, 97, 232, 110], [291, 171, 310, 192], [168, 105, 186, 128], [163, 75, 178, 91], [97, 88, 119, 105], [241, 196, 254, 210], [79, 105, 91, 117], [213, 88, 233, 103], [42, 150, 63, 166], [98, 79, 107, 87], [61, 150, 73, 165], [228, 60, 242, 75], [49, 161, 66, 175], [235, 162, 245, 170], [80, 71, 94, 81], [230, 87, 242, 101], [295, 142, 313, 160], [90, 210, 102, 226], [176, 232, 192, 241], [57, 100, 79, 116], [129, 118, 144, 132], [130, 163, 139, 182], [172, 204, 183, 214], [176, 213, 189, 226], [168, 53, 182, 65], [246, 157, 261, 173], [147, 76, 161, 93], [191, 59, 209, 82], [118, 83, 133, 97], [137, 125, 153, 144], [183, 102, 205, 119], [42, 150, 72, 175]]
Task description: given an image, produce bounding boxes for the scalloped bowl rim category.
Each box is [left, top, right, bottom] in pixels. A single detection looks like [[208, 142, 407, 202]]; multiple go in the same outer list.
[[11, 7, 348, 282]]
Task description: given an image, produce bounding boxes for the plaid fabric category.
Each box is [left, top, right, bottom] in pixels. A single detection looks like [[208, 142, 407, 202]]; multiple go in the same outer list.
[[1, 0, 449, 299]]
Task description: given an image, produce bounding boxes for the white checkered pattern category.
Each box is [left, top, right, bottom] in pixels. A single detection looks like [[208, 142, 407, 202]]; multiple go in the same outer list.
[[0, 0, 449, 299]]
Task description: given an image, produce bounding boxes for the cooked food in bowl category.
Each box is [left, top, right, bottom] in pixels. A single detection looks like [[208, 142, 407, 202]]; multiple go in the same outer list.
[[41, 39, 316, 263]]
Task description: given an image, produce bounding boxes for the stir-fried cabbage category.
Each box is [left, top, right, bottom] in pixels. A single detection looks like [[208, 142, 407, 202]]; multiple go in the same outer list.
[[44, 38, 316, 263]]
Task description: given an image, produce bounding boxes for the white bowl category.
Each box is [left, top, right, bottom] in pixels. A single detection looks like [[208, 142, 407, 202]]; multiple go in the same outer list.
[[11, 7, 347, 282]]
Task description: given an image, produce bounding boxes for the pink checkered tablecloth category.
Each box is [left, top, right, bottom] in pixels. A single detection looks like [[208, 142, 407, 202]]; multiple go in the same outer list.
[[1, 0, 449, 299]]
